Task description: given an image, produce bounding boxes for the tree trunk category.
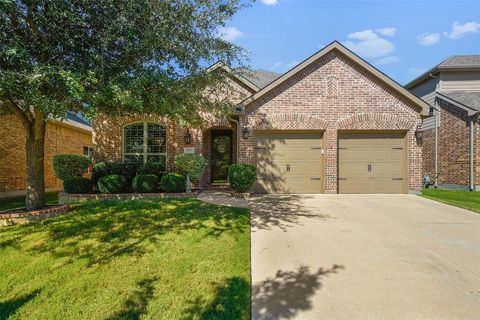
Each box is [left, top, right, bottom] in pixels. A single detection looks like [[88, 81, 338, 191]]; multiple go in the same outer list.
[[25, 116, 46, 210]]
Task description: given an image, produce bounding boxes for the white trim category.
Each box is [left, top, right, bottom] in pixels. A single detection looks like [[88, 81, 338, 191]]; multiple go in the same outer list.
[[122, 121, 167, 164]]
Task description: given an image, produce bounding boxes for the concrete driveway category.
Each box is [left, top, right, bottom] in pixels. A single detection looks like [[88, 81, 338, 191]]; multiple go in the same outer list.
[[250, 194, 480, 320]]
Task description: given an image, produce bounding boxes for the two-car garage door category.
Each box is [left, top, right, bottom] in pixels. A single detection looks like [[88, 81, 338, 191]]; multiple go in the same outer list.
[[255, 131, 407, 194]]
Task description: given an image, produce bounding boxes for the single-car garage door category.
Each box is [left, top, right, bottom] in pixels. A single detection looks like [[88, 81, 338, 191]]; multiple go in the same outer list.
[[255, 132, 324, 193], [338, 132, 407, 194]]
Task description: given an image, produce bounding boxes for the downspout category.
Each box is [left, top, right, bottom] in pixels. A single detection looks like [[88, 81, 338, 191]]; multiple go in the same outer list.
[[469, 114, 479, 191], [430, 73, 439, 188]]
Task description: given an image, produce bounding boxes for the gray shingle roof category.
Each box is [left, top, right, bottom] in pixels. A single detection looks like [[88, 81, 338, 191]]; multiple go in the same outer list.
[[439, 55, 480, 68], [438, 91, 480, 112], [67, 111, 92, 127], [239, 69, 281, 89]]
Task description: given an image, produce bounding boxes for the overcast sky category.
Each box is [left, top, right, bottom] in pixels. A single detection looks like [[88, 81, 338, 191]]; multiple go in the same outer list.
[[218, 0, 480, 84]]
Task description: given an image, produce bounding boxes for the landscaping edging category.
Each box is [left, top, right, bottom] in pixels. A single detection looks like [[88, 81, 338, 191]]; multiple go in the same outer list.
[[59, 191, 199, 204], [0, 204, 70, 226]]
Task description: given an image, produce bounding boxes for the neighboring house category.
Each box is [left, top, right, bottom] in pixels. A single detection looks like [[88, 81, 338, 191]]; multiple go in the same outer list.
[[93, 41, 427, 194], [0, 111, 93, 197], [406, 56, 480, 191]]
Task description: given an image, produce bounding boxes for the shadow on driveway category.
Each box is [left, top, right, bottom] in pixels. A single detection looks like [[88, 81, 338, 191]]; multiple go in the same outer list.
[[252, 265, 344, 320], [249, 194, 331, 232]]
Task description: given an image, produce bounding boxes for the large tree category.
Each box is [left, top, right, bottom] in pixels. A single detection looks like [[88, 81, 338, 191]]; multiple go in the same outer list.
[[0, 0, 250, 210]]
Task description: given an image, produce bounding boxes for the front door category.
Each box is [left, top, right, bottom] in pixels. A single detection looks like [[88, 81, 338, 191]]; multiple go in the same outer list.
[[211, 130, 232, 183]]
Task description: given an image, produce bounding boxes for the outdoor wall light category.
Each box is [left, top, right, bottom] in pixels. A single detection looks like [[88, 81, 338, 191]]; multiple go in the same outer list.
[[184, 129, 192, 145], [415, 129, 423, 141], [242, 128, 249, 139]]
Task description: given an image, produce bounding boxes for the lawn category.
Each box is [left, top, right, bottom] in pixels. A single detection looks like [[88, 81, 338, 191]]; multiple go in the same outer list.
[[0, 198, 250, 320], [421, 188, 480, 213], [0, 192, 59, 211]]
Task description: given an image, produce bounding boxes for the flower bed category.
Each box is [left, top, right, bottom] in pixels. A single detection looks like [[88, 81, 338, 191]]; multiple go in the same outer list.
[[0, 204, 70, 226], [59, 191, 199, 204]]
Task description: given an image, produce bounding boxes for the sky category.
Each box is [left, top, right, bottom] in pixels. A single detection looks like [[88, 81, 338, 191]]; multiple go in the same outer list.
[[218, 0, 480, 84]]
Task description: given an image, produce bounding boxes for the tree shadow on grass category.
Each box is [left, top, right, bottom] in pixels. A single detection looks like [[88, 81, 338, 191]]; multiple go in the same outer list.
[[252, 265, 344, 320], [0, 289, 41, 320], [105, 277, 157, 320], [0, 199, 248, 267], [182, 277, 250, 320]]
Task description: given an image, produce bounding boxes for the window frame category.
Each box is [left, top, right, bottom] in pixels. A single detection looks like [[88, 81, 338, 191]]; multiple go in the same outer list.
[[122, 121, 167, 165]]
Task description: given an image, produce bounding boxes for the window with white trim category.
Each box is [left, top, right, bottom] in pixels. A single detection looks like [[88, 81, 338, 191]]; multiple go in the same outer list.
[[123, 122, 167, 166]]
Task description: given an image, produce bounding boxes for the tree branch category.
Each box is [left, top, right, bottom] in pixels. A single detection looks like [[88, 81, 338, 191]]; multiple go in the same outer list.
[[1, 98, 33, 129]]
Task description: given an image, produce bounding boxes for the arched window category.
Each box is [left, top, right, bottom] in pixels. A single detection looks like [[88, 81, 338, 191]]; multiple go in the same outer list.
[[123, 122, 167, 166]]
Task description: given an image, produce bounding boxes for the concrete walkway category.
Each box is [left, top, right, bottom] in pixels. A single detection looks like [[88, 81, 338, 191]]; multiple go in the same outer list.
[[197, 190, 249, 208], [250, 194, 480, 320]]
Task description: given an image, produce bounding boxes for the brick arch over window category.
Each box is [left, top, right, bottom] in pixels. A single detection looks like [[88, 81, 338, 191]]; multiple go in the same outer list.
[[250, 113, 329, 130], [336, 113, 416, 130]]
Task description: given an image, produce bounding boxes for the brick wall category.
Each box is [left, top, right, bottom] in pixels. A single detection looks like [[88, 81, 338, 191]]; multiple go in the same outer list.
[[240, 50, 423, 192], [0, 115, 92, 195]]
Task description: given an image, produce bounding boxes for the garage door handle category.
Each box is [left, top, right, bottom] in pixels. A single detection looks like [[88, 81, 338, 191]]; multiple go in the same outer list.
[[392, 178, 403, 180], [368, 164, 372, 172], [310, 177, 321, 180], [286, 164, 291, 172]]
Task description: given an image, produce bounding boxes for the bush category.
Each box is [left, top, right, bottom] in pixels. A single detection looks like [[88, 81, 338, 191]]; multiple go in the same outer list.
[[137, 162, 165, 179], [132, 174, 159, 193], [228, 164, 257, 193], [174, 154, 205, 180], [98, 174, 127, 193], [52, 154, 91, 180], [63, 177, 93, 194], [91, 162, 112, 186], [111, 162, 140, 189], [160, 173, 186, 193]]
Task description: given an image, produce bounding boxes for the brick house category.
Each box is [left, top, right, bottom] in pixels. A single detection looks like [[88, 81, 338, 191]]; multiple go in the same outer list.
[[0, 112, 93, 197], [406, 56, 480, 191], [94, 41, 427, 194]]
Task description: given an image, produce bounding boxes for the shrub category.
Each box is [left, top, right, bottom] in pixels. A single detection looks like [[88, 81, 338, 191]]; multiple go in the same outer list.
[[98, 174, 127, 193], [52, 154, 91, 180], [111, 162, 140, 189], [91, 162, 112, 186], [132, 174, 159, 193], [228, 164, 257, 193], [160, 173, 186, 193], [137, 162, 165, 179], [63, 177, 93, 194], [174, 154, 205, 180]]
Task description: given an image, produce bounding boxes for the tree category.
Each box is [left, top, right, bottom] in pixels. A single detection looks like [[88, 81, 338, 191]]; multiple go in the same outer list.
[[0, 0, 250, 210]]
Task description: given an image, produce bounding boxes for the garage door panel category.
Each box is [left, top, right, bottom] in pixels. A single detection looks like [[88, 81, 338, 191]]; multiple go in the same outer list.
[[338, 132, 407, 194], [255, 132, 324, 194]]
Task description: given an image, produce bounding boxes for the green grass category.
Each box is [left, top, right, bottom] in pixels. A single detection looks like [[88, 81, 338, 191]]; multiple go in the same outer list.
[[0, 192, 59, 211], [421, 188, 480, 213], [0, 199, 250, 320]]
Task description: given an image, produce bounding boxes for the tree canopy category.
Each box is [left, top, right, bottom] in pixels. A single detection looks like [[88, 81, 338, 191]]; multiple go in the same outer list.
[[0, 0, 250, 125]]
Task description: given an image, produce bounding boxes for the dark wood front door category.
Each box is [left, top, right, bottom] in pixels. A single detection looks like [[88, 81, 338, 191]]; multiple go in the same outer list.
[[211, 130, 232, 183]]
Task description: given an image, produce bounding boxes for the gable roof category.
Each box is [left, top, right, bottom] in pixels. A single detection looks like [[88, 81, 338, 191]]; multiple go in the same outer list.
[[405, 55, 480, 89], [237, 41, 428, 112], [206, 61, 260, 92], [238, 69, 280, 89], [436, 91, 480, 116]]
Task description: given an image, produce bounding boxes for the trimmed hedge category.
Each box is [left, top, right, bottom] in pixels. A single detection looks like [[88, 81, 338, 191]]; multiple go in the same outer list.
[[91, 162, 111, 186], [98, 174, 127, 193], [174, 154, 205, 180], [228, 164, 256, 192], [137, 162, 165, 179], [132, 174, 159, 193], [160, 173, 186, 193], [111, 162, 139, 188], [52, 154, 91, 180], [63, 177, 93, 194]]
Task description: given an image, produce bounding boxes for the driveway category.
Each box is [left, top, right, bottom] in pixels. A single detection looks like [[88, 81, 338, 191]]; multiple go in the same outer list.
[[250, 194, 480, 320]]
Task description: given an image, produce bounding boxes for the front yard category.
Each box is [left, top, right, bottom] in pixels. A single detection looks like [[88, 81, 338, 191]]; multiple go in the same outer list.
[[421, 188, 480, 213], [0, 199, 250, 320]]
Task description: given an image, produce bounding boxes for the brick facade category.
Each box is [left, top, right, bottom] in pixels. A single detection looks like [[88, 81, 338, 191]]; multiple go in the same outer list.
[[0, 115, 93, 195], [421, 99, 480, 189], [240, 51, 422, 193], [94, 49, 423, 193]]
